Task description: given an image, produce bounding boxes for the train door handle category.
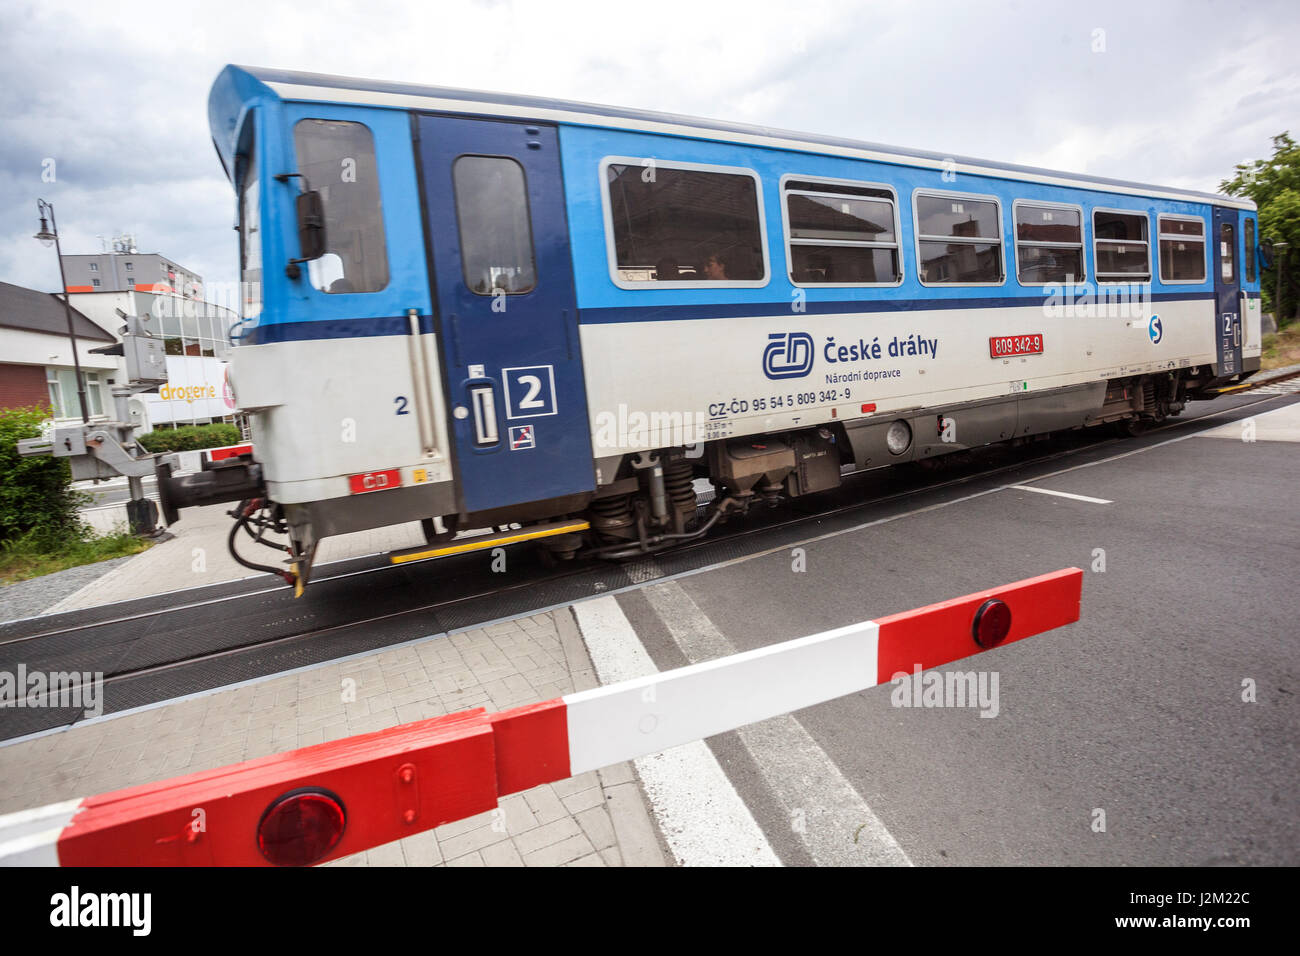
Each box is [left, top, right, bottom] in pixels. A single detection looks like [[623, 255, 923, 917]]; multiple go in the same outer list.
[[469, 385, 499, 446]]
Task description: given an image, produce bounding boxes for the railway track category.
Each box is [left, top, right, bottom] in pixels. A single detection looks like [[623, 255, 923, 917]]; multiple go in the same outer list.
[[2, 377, 1297, 741]]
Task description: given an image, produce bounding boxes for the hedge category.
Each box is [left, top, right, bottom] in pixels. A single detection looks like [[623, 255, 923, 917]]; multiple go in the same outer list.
[[0, 406, 89, 546], [137, 423, 242, 454]]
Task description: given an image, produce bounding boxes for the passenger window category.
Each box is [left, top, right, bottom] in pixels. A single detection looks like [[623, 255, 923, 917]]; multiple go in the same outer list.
[[1157, 216, 1206, 283], [1244, 218, 1256, 283], [1093, 210, 1150, 282], [605, 162, 766, 283], [1014, 202, 1084, 284], [784, 180, 900, 285], [914, 192, 1003, 284], [1220, 222, 1235, 283], [293, 119, 390, 294], [454, 156, 537, 295]]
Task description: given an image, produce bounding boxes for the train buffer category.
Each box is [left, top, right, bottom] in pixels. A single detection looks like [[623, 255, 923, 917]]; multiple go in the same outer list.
[[0, 568, 1082, 866]]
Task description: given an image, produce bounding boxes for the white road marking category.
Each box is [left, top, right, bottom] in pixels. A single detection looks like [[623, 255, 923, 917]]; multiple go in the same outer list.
[[1194, 402, 1300, 442], [641, 581, 912, 867], [1008, 485, 1113, 504], [572, 596, 780, 866]]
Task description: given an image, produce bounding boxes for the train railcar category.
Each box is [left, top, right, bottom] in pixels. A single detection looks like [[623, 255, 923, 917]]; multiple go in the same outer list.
[[179, 65, 1262, 589]]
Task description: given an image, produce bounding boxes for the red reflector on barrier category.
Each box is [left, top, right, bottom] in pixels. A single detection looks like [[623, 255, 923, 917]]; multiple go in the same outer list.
[[257, 790, 346, 867], [972, 598, 1012, 648], [349, 469, 401, 494]]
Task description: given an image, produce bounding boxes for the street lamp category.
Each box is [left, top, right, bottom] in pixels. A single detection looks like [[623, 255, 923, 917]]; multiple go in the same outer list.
[[34, 199, 89, 423]]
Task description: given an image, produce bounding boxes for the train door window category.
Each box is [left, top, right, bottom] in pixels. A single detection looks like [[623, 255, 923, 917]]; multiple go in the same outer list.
[[913, 191, 1004, 285], [237, 135, 262, 319], [1219, 222, 1236, 283], [292, 119, 389, 294], [1013, 201, 1084, 285], [1244, 218, 1256, 283], [1093, 209, 1150, 282], [782, 177, 901, 286], [1157, 215, 1206, 283], [602, 159, 767, 287], [453, 156, 537, 295]]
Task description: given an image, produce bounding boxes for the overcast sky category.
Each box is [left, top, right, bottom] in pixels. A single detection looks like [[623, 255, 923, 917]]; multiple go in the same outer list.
[[2, 0, 1297, 301]]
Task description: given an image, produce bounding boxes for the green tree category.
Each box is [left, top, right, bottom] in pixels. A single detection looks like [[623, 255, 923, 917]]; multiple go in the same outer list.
[[1221, 132, 1300, 323]]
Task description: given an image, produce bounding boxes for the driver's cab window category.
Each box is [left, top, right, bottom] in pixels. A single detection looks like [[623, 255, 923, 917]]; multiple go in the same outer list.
[[292, 118, 390, 294], [238, 132, 262, 319]]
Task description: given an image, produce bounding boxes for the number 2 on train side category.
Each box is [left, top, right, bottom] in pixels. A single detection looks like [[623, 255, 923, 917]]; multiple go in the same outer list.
[[516, 376, 545, 409], [502, 365, 558, 419]]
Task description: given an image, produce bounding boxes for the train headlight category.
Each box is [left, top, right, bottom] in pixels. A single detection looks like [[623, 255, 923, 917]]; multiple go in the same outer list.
[[886, 420, 912, 456]]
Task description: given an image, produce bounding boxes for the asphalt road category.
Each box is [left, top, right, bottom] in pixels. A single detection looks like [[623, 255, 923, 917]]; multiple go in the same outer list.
[[614, 391, 1300, 865]]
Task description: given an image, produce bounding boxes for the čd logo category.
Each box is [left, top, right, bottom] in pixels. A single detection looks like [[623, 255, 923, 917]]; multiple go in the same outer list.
[[763, 332, 814, 379]]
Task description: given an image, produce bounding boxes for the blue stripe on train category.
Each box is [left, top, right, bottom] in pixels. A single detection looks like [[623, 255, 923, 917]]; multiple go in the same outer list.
[[240, 314, 435, 345]]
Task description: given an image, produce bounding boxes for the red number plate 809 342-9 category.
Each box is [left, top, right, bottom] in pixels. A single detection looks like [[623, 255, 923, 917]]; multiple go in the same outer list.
[[989, 334, 1045, 358]]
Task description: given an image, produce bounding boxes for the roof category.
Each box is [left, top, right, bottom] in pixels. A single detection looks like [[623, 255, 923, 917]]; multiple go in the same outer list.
[[0, 281, 114, 342], [209, 65, 1254, 210]]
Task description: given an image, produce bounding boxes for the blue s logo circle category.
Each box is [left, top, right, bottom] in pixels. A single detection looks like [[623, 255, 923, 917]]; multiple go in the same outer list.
[[1148, 315, 1163, 344]]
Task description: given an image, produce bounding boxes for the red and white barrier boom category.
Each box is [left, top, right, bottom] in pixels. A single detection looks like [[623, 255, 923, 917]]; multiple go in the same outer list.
[[0, 568, 1081, 866]]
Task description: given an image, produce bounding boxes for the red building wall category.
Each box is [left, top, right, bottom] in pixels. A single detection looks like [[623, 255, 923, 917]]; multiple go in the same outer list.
[[0, 364, 51, 411]]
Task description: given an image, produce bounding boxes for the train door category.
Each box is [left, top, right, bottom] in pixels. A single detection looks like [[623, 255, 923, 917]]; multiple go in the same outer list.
[[1240, 213, 1262, 361], [415, 115, 594, 515], [1212, 206, 1242, 377]]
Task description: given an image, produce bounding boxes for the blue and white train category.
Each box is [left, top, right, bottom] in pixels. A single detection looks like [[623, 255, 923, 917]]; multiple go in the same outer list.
[[183, 65, 1262, 588]]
